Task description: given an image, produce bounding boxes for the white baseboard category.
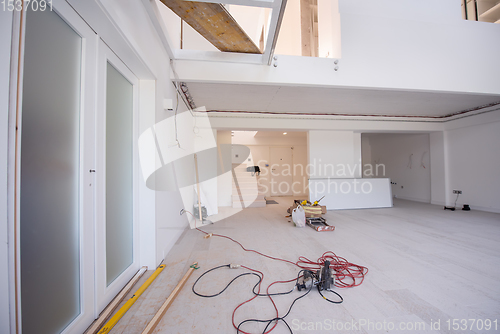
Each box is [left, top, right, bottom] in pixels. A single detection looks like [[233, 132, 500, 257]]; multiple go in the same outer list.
[[431, 201, 500, 214], [395, 195, 430, 203]]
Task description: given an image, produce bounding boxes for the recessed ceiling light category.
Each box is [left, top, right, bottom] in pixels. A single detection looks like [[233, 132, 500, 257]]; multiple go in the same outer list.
[[283, 132, 287, 135]]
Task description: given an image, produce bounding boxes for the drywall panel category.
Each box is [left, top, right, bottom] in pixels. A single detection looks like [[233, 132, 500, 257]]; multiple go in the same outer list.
[[217, 130, 232, 207], [446, 121, 500, 212], [366, 133, 431, 203], [0, 9, 13, 334], [309, 178, 393, 210]]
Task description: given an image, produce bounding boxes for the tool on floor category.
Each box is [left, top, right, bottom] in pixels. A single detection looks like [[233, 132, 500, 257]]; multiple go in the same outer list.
[[97, 264, 166, 334], [85, 267, 147, 334], [306, 217, 335, 232], [141, 262, 198, 334], [312, 195, 325, 206], [296, 270, 313, 291], [317, 260, 334, 291]]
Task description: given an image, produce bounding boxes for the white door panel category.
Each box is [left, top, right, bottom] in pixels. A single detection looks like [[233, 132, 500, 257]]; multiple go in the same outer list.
[[95, 40, 140, 314], [18, 1, 97, 333]]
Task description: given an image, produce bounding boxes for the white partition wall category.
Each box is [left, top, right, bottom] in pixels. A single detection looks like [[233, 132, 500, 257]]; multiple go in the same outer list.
[[307, 130, 392, 210], [309, 178, 393, 210]]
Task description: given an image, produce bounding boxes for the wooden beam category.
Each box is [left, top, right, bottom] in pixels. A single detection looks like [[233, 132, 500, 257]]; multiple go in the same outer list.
[[160, 0, 262, 54], [300, 0, 312, 56], [184, 0, 275, 8], [141, 262, 199, 334], [84, 267, 147, 334]]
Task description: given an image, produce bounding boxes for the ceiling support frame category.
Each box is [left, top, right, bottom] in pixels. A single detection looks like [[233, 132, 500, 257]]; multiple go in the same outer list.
[[141, 0, 287, 66]]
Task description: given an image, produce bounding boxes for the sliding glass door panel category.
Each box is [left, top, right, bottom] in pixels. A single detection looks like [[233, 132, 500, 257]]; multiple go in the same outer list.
[[20, 7, 81, 334], [105, 62, 134, 286]]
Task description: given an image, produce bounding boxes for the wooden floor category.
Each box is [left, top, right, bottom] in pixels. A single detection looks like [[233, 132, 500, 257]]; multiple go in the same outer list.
[[108, 198, 500, 334]]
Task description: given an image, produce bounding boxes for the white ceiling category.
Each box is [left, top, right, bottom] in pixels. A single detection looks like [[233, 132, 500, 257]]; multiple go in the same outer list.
[[184, 82, 500, 118]]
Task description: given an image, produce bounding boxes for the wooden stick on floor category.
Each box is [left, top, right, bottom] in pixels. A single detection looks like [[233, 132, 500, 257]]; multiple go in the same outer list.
[[141, 262, 198, 334], [85, 266, 148, 334]]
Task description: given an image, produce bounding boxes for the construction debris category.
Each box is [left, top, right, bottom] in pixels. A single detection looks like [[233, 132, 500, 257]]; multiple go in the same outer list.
[[306, 217, 335, 232], [288, 199, 334, 232]]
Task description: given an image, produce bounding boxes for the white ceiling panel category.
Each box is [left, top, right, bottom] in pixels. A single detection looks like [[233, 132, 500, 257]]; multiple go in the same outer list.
[[184, 82, 500, 118]]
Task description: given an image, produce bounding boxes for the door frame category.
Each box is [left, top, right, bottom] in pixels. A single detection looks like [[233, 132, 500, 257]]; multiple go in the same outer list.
[[94, 39, 141, 314], [11, 0, 99, 333]]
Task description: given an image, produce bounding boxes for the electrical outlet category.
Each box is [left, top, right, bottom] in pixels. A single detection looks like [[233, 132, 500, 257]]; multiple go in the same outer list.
[[453, 190, 462, 194]]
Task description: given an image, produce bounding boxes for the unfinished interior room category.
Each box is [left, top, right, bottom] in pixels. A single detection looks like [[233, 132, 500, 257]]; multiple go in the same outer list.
[[2, 0, 500, 333]]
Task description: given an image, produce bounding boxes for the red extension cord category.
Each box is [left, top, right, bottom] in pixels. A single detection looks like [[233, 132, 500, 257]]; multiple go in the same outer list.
[[187, 212, 368, 333]]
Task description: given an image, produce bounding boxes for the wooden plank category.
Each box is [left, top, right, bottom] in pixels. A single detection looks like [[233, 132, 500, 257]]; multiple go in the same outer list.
[[300, 0, 312, 56], [84, 267, 148, 334], [159, 0, 262, 54], [141, 262, 198, 334]]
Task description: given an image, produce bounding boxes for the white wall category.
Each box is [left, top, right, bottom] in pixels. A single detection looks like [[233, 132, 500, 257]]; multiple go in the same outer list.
[[182, 21, 219, 52], [0, 9, 13, 334], [430, 131, 446, 206], [308, 130, 362, 179], [318, 0, 341, 58], [364, 133, 431, 203], [99, 0, 195, 263], [232, 132, 308, 196], [445, 121, 500, 212], [274, 0, 301, 56], [361, 135, 371, 169], [227, 5, 269, 49], [194, 124, 218, 216], [217, 131, 232, 207], [156, 0, 181, 49]]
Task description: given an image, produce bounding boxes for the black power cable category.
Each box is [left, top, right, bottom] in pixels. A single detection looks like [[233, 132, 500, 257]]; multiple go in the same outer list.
[[192, 265, 344, 334], [236, 270, 314, 334], [317, 286, 343, 304], [192, 264, 297, 298]]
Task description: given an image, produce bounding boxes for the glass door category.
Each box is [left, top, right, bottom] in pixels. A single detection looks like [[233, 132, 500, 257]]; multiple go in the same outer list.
[[95, 40, 140, 312], [18, 1, 97, 333]]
